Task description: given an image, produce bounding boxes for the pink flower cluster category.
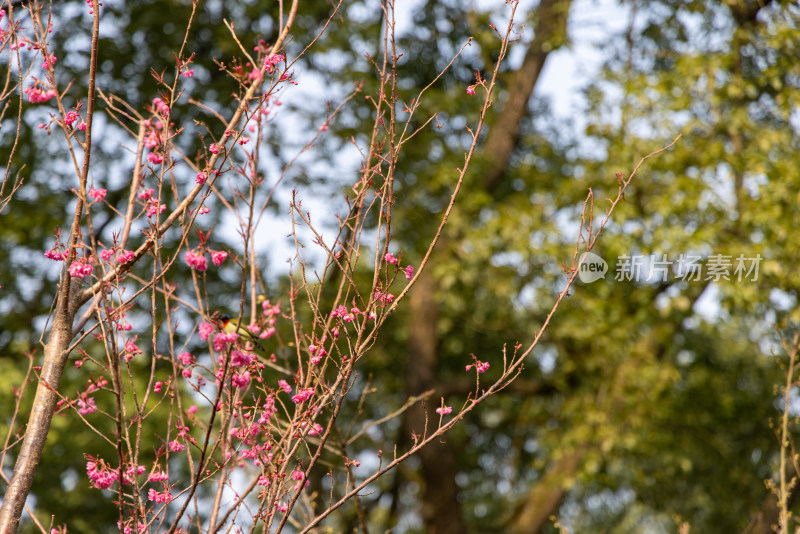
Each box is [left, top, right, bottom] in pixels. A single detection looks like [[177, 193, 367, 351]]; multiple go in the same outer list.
[[147, 488, 172, 503], [42, 54, 57, 69], [117, 521, 147, 534], [465, 354, 490, 374], [384, 252, 414, 280], [260, 298, 281, 338], [124, 338, 142, 361], [330, 305, 363, 323], [45, 249, 67, 261], [213, 332, 238, 351], [211, 250, 227, 266], [65, 110, 80, 127], [230, 349, 254, 367], [278, 379, 292, 394], [199, 322, 214, 340], [25, 85, 56, 103], [184, 250, 208, 271], [374, 289, 394, 304], [308, 341, 327, 365], [76, 396, 96, 415], [86, 458, 118, 490], [152, 97, 170, 116], [291, 388, 314, 405], [88, 186, 106, 202], [69, 259, 93, 279], [263, 53, 284, 74], [138, 187, 166, 218], [148, 469, 168, 483]]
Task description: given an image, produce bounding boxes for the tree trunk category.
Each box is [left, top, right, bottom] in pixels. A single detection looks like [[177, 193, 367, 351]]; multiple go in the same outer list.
[[509, 451, 583, 534], [400, 0, 574, 530], [403, 267, 467, 534]]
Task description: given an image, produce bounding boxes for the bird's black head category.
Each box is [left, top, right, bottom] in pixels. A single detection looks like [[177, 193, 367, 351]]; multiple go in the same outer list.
[[218, 313, 232, 322]]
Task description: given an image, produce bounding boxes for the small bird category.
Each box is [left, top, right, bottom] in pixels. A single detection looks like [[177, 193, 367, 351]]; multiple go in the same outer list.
[[217, 313, 265, 351]]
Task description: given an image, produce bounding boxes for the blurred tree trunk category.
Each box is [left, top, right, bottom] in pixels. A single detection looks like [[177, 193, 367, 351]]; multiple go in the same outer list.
[[509, 451, 584, 534], [401, 0, 573, 530], [403, 266, 467, 534]]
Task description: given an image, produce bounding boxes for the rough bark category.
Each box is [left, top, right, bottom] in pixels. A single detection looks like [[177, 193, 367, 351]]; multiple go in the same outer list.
[[0, 278, 82, 533]]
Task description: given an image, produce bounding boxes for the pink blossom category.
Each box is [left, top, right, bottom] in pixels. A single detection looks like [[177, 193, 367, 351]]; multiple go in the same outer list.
[[42, 54, 57, 69], [262, 299, 281, 316], [277, 380, 292, 393], [64, 110, 79, 127], [76, 396, 97, 415], [124, 340, 142, 361], [168, 440, 185, 452], [152, 97, 170, 116], [231, 371, 251, 388], [195, 172, 206, 184], [291, 388, 314, 404], [154, 382, 163, 393], [146, 202, 166, 218], [213, 332, 238, 351], [147, 488, 172, 503], [261, 327, 276, 339], [138, 187, 154, 200], [178, 352, 194, 366], [436, 406, 453, 415], [199, 322, 214, 340], [100, 248, 114, 262], [86, 458, 119, 490], [69, 261, 93, 279], [25, 85, 56, 103], [466, 85, 476, 96], [182, 69, 195, 77], [405, 265, 414, 280], [257, 476, 270, 486], [184, 250, 208, 271], [88, 186, 107, 202], [116, 249, 135, 263], [384, 252, 399, 265], [209, 143, 220, 154], [290, 470, 304, 481], [230, 350, 253, 367], [211, 250, 228, 266], [263, 53, 284, 73], [148, 470, 168, 483], [465, 355, 490, 374], [44, 249, 67, 261], [147, 152, 163, 164]]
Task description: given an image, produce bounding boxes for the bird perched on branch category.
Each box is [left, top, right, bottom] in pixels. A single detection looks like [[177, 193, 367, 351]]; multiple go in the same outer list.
[[217, 313, 265, 351]]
